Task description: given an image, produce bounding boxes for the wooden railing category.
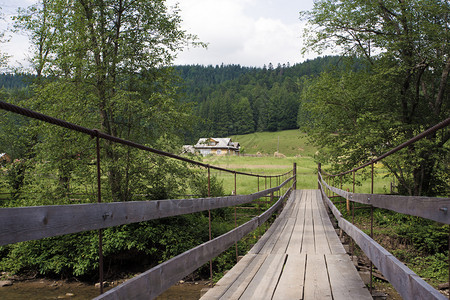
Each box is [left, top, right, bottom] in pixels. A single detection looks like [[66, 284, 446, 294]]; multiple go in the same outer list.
[[318, 117, 450, 300], [0, 101, 296, 299]]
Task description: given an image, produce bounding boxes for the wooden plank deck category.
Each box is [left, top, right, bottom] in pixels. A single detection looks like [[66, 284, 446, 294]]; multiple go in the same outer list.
[[201, 189, 372, 300]]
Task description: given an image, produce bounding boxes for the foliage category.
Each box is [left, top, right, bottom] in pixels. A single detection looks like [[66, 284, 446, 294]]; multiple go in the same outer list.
[[410, 253, 448, 285], [12, 0, 201, 202], [0, 213, 211, 278], [300, 0, 450, 196], [0, 0, 235, 281]]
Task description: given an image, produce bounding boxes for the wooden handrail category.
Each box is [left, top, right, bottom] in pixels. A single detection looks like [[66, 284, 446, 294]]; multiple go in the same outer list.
[[94, 180, 295, 299], [318, 172, 450, 224], [0, 176, 293, 247], [319, 183, 446, 300]]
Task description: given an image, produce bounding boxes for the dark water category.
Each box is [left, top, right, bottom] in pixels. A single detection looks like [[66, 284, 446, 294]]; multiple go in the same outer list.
[[0, 279, 206, 299]]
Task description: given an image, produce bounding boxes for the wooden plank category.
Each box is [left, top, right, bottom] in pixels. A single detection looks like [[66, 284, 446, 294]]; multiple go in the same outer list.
[[322, 187, 445, 299], [258, 187, 293, 226], [301, 190, 315, 253], [95, 216, 259, 300], [271, 217, 296, 253], [320, 176, 450, 224], [311, 190, 331, 254], [239, 253, 286, 300], [340, 218, 446, 300], [200, 254, 258, 299], [96, 188, 295, 300], [0, 188, 282, 246], [258, 216, 290, 254], [249, 213, 287, 254], [288, 190, 302, 218], [269, 191, 301, 254], [304, 254, 332, 299], [217, 253, 269, 300], [252, 190, 296, 254], [315, 190, 346, 254], [272, 253, 306, 300], [286, 191, 306, 254], [319, 182, 342, 221], [326, 254, 372, 300], [249, 190, 295, 254]]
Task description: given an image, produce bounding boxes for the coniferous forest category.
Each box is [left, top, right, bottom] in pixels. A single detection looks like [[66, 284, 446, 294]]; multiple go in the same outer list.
[[175, 56, 363, 142], [1, 56, 361, 144]]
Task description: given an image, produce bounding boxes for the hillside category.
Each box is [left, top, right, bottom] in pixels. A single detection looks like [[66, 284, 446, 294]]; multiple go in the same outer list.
[[231, 129, 316, 157], [175, 56, 365, 143]]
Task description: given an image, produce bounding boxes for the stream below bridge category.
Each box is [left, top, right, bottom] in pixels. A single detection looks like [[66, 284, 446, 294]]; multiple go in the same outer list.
[[0, 278, 207, 299]]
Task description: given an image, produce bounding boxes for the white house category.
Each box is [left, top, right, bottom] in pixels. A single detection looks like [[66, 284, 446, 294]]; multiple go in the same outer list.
[[193, 138, 240, 156]]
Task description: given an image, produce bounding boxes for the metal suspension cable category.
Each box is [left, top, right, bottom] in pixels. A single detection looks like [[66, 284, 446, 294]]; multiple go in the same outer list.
[[322, 117, 450, 177], [0, 101, 285, 178]]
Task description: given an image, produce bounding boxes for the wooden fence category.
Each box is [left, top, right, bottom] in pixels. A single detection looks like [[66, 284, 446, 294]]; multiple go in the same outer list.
[[319, 170, 449, 300], [0, 100, 296, 299], [0, 174, 294, 299], [317, 117, 450, 300]]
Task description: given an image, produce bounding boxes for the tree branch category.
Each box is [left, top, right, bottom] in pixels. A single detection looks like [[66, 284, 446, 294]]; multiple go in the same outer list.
[[435, 56, 450, 116]]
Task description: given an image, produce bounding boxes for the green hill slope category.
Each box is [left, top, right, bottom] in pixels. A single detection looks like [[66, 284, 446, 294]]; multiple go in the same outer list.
[[231, 130, 316, 157]]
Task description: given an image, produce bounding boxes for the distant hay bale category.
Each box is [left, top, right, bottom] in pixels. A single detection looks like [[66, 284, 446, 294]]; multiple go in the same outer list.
[[273, 151, 286, 158]]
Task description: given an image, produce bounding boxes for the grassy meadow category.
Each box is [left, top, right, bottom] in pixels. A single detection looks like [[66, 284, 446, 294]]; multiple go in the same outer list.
[[231, 130, 316, 157], [205, 130, 395, 196]]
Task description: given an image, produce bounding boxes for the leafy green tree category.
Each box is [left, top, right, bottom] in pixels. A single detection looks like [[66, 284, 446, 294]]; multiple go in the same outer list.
[[14, 0, 201, 201], [301, 0, 449, 196]]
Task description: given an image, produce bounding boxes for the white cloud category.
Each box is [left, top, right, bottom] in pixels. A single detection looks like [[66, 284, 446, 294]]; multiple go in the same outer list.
[[172, 0, 316, 66], [3, 0, 319, 68], [239, 18, 300, 66]]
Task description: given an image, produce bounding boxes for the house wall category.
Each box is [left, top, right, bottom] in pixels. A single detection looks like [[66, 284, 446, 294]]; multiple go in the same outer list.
[[198, 148, 238, 156], [0, 154, 11, 163], [212, 149, 239, 156]]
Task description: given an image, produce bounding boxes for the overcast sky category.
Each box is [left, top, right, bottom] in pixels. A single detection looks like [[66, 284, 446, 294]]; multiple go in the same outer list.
[[1, 0, 317, 69]]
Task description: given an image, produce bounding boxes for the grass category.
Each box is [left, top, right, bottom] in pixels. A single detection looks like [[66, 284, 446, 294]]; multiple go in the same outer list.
[[204, 129, 397, 195], [231, 130, 316, 157], [205, 156, 319, 195]]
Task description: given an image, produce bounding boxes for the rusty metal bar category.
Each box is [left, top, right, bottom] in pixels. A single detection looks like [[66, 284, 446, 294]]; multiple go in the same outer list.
[[370, 161, 374, 294], [278, 175, 281, 198], [234, 171, 238, 263], [95, 131, 104, 295], [318, 117, 450, 177], [318, 163, 321, 190], [293, 163, 297, 190], [0, 101, 290, 178], [351, 171, 356, 256], [207, 166, 212, 287]]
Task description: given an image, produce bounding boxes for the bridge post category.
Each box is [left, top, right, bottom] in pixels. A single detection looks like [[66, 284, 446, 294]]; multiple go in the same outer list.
[[370, 160, 374, 294], [95, 131, 104, 295], [234, 171, 238, 263], [207, 166, 213, 287], [293, 163, 297, 190], [317, 163, 321, 190]]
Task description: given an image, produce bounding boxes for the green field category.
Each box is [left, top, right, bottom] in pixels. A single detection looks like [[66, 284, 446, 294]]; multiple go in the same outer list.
[[231, 130, 316, 157], [205, 130, 394, 196]]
